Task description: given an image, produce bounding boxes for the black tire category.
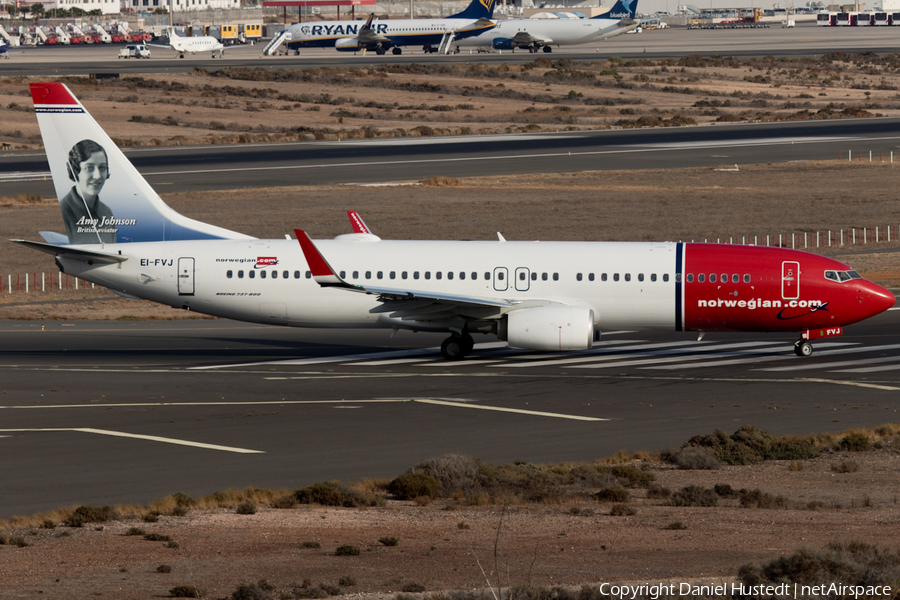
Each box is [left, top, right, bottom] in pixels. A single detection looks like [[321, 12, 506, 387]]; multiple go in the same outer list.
[[392, 47, 402, 55], [460, 333, 474, 355], [543, 46, 552, 53], [376, 47, 385, 55], [441, 336, 466, 361], [794, 341, 813, 357]]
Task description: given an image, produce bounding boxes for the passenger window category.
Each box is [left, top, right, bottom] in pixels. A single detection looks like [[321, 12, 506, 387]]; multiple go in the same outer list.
[[732, 274, 739, 283], [261, 271, 267, 279], [638, 273, 644, 282], [238, 270, 244, 279], [589, 273, 595, 281], [613, 273, 620, 282], [460, 272, 465, 280], [365, 271, 371, 279], [436, 272, 442, 280], [542, 273, 548, 281], [249, 271, 256, 279], [271, 271, 278, 279], [577, 273, 583, 281], [283, 271, 289, 279], [484, 272, 490, 280], [553, 273, 559, 281], [531, 272, 537, 281], [743, 274, 750, 283], [402, 272, 408, 280], [674, 274, 680, 283], [448, 272, 453, 280], [305, 271, 311, 279], [601, 273, 608, 282], [651, 273, 657, 282], [710, 274, 716, 283], [425, 272, 431, 280], [414, 271, 420, 280], [624, 273, 630, 282], [294, 271, 300, 279], [519, 272, 526, 281], [498, 272, 504, 281], [698, 274, 705, 283], [390, 271, 396, 280], [227, 270, 233, 278], [472, 272, 478, 280], [352, 271, 359, 279], [377, 271, 383, 280], [721, 273, 727, 283], [687, 274, 693, 283]]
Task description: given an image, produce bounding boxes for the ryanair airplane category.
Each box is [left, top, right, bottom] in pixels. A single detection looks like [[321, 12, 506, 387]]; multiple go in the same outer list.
[[285, 0, 497, 55]]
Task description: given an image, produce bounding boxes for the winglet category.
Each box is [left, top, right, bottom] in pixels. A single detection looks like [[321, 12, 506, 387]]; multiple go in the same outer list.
[[295, 229, 356, 288], [347, 211, 372, 234], [361, 13, 375, 30]]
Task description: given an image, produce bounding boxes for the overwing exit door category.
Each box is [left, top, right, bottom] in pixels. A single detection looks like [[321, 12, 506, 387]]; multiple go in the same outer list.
[[178, 257, 195, 296]]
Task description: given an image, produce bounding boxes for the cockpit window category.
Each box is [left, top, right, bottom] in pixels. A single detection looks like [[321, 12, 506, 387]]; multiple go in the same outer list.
[[826, 269, 859, 282]]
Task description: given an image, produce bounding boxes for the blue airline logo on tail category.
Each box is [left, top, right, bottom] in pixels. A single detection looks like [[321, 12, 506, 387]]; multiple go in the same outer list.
[[605, 0, 637, 19]]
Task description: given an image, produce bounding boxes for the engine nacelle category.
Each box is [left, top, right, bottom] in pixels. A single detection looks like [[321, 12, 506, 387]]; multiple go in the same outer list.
[[335, 37, 360, 51], [502, 306, 594, 351], [491, 38, 516, 50]]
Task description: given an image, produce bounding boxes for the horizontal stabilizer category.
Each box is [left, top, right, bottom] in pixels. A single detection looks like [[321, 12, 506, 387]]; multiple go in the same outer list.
[[39, 231, 69, 245], [11, 239, 128, 264]]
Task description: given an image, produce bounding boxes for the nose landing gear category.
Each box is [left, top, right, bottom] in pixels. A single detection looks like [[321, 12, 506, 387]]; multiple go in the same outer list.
[[440, 333, 474, 361], [794, 340, 813, 357]]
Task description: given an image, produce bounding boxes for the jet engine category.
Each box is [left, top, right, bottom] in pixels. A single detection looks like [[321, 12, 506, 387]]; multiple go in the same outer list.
[[501, 306, 594, 351], [491, 38, 516, 50], [335, 37, 361, 51]]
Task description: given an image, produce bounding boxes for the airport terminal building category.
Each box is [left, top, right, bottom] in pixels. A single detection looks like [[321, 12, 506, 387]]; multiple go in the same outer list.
[[15, 0, 240, 16]]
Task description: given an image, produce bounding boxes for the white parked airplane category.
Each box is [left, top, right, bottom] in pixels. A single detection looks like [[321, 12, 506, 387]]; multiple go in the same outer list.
[[16, 82, 896, 360], [285, 0, 497, 55], [150, 26, 225, 58], [456, 0, 639, 53]]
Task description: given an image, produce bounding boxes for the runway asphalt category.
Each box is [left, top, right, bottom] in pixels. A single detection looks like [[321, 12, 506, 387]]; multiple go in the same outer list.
[[2, 25, 900, 518]]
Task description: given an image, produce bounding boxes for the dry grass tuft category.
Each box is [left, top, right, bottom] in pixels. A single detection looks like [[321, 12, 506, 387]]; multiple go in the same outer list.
[[421, 176, 460, 187]]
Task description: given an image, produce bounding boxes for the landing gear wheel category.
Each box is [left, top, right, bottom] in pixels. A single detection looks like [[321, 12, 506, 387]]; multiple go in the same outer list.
[[794, 341, 813, 357], [392, 47, 402, 55], [375, 47, 386, 55], [542, 46, 552, 53], [460, 333, 474, 355], [441, 336, 467, 361]]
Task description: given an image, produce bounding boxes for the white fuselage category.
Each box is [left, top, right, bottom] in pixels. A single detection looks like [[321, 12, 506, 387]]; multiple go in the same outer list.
[[170, 35, 224, 54], [63, 238, 678, 331]]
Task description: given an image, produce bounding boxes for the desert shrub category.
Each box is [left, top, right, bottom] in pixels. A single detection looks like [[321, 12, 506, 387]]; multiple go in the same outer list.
[[157, 564, 173, 573], [40, 520, 56, 529], [402, 582, 427, 593], [124, 527, 146, 536], [839, 433, 871, 452], [672, 486, 718, 507], [646, 484, 672, 500], [388, 473, 441, 500], [171, 492, 196, 508], [142, 512, 160, 523], [594, 487, 630, 503], [422, 176, 460, 187], [167, 541, 179, 549], [569, 506, 595, 517], [832, 460, 860, 473], [607, 464, 655, 488], [8, 536, 28, 547], [738, 542, 900, 588], [610, 504, 636, 516], [144, 533, 172, 542], [665, 522, 687, 530], [714, 484, 737, 498], [335, 544, 360, 556], [231, 580, 276, 600], [412, 454, 481, 496], [339, 576, 356, 586], [64, 505, 117, 527], [292, 481, 375, 507], [683, 425, 819, 465], [301, 540, 321, 549], [271, 495, 297, 509], [236, 502, 257, 515], [675, 446, 721, 470], [739, 489, 788, 509], [379, 536, 399, 546], [169, 586, 202, 598]]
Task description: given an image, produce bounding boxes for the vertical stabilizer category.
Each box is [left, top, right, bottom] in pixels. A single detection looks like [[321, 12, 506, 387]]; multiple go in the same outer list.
[[449, 0, 496, 20], [598, 0, 638, 19], [29, 82, 251, 244]]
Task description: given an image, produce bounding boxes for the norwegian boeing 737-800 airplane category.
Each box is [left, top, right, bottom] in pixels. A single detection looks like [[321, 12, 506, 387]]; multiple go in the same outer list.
[[16, 83, 895, 360]]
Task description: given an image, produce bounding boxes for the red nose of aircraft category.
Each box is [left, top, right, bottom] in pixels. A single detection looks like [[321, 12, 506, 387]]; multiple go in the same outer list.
[[861, 280, 896, 319]]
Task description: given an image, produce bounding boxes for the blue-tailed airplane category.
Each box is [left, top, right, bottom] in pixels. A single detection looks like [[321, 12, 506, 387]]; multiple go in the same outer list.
[[456, 0, 639, 53], [285, 0, 497, 55]]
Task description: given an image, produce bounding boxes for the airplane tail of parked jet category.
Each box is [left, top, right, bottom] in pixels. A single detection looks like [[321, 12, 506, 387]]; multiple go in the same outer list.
[[449, 0, 497, 20], [28, 82, 250, 245], [597, 0, 638, 20]]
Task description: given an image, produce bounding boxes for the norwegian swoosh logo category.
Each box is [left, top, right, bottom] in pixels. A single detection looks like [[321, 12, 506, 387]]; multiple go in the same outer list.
[[776, 302, 830, 320]]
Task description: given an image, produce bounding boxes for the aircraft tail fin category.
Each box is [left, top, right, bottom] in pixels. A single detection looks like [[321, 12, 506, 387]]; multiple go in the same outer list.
[[29, 82, 251, 244], [596, 0, 638, 19], [449, 0, 496, 20]]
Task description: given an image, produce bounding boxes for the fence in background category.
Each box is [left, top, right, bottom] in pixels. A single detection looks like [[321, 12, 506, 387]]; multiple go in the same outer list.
[[1, 272, 95, 295]]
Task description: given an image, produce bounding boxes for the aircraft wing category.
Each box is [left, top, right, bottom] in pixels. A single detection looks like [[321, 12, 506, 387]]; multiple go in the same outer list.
[[295, 229, 512, 321], [10, 239, 129, 264], [356, 13, 391, 44], [511, 31, 553, 46]]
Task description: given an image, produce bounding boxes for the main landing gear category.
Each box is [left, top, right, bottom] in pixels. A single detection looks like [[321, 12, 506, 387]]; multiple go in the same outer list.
[[441, 333, 474, 361]]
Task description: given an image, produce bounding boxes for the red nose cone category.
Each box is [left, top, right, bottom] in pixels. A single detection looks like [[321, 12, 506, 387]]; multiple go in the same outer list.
[[864, 280, 896, 318]]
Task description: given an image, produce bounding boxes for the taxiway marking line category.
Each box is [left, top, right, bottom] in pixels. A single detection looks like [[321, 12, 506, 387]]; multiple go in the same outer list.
[[799, 379, 900, 391], [411, 399, 606, 421], [0, 428, 264, 454]]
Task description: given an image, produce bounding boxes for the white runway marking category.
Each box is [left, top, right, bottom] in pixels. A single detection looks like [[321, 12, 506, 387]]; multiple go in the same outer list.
[[494, 340, 707, 368], [754, 343, 900, 371], [568, 341, 784, 369], [644, 342, 858, 369], [410, 399, 606, 421], [0, 428, 264, 454]]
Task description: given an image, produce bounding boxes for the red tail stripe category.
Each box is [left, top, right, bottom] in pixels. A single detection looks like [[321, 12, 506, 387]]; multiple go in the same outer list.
[[294, 229, 334, 277], [29, 82, 78, 106]]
